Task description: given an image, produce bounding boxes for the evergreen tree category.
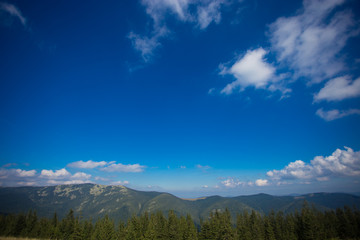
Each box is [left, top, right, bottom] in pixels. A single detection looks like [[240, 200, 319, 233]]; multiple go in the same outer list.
[[92, 215, 116, 240], [264, 216, 275, 240], [183, 214, 198, 240], [167, 210, 181, 239], [59, 209, 76, 239], [236, 211, 251, 240], [298, 201, 315, 240], [71, 217, 84, 240], [117, 220, 126, 240]]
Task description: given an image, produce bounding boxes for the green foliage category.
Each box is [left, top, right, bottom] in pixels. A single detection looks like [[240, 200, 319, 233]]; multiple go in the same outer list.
[[2, 184, 360, 226], [1, 203, 360, 240]]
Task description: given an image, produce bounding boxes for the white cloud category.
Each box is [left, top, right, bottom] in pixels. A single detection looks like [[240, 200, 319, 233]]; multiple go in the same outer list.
[[196, 0, 225, 29], [68, 160, 108, 169], [0, 168, 38, 187], [269, 0, 359, 84], [316, 108, 360, 121], [40, 168, 91, 185], [314, 76, 360, 102], [196, 164, 211, 170], [130, 0, 229, 61], [0, 2, 26, 26], [94, 176, 110, 181], [0, 167, 92, 187], [101, 163, 146, 173], [220, 48, 275, 93], [220, 177, 252, 188], [71, 172, 91, 180], [46, 179, 90, 185], [0, 168, 36, 179], [267, 147, 360, 182], [111, 180, 130, 185], [40, 168, 71, 179], [128, 27, 168, 62], [255, 179, 269, 186], [219, 48, 289, 95], [202, 185, 209, 188]]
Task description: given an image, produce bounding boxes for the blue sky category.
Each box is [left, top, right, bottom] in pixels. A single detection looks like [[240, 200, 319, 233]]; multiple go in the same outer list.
[[0, 0, 360, 197]]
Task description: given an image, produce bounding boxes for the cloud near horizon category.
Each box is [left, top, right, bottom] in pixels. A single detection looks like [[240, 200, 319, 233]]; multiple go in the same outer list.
[[101, 163, 146, 173], [68, 160, 108, 169], [267, 147, 360, 182], [218, 146, 360, 189]]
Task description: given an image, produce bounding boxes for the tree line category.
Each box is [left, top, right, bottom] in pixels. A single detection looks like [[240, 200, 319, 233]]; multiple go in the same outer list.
[[0, 202, 359, 240]]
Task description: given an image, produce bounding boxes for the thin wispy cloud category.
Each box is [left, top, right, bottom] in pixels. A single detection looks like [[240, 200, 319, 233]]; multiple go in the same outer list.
[[314, 76, 360, 102], [101, 163, 146, 173], [68, 160, 108, 169], [216, 0, 359, 120], [316, 108, 360, 121], [129, 0, 230, 61], [269, 0, 359, 84], [196, 164, 211, 170], [0, 2, 27, 27]]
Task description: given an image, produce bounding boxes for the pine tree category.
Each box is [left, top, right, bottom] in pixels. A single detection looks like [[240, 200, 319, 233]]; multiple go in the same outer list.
[[117, 220, 126, 240], [183, 214, 198, 240], [167, 210, 181, 239], [93, 215, 116, 240], [298, 201, 315, 240], [236, 211, 251, 240], [264, 217, 275, 240]]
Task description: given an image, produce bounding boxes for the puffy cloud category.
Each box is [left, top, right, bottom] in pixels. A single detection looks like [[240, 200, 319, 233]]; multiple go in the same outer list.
[[0, 166, 93, 187], [71, 172, 91, 180], [316, 108, 360, 121], [40, 168, 92, 186], [0, 168, 38, 187], [220, 177, 252, 188], [68, 160, 108, 169], [220, 48, 284, 94], [267, 147, 360, 182], [40, 168, 71, 179], [0, 168, 36, 179], [269, 0, 358, 84], [255, 179, 269, 186], [314, 76, 360, 102], [101, 163, 146, 173], [0, 2, 27, 26], [130, 0, 229, 61]]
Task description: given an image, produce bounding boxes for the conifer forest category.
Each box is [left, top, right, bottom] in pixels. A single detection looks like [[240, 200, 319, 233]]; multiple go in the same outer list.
[[1, 202, 360, 240]]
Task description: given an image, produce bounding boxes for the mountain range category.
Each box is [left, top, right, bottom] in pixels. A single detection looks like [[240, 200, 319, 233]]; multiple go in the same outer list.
[[1, 183, 359, 224]]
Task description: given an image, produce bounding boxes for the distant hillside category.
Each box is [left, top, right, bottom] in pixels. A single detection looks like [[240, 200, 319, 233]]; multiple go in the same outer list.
[[0, 183, 359, 224]]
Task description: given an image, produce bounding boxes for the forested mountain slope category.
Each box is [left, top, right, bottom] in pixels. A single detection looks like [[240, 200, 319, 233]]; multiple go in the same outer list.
[[0, 183, 359, 223]]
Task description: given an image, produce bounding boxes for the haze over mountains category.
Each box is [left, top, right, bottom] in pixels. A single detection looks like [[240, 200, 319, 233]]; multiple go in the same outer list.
[[1, 183, 359, 224]]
